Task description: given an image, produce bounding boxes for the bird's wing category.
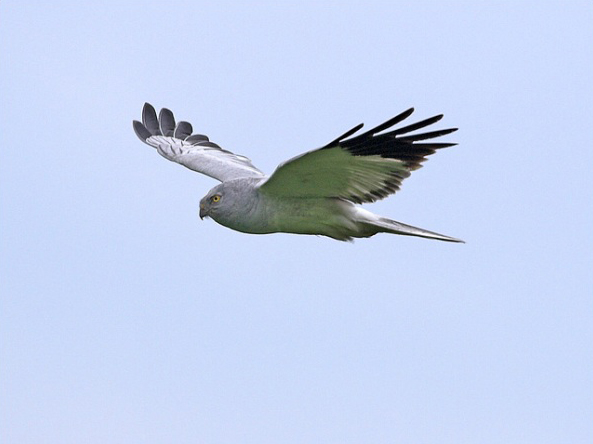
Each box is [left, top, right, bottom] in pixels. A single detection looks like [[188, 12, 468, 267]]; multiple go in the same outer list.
[[133, 103, 264, 182], [258, 108, 457, 203]]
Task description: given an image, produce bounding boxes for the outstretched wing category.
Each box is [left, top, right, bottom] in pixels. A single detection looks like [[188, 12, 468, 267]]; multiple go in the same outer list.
[[258, 108, 457, 204], [133, 103, 264, 182]]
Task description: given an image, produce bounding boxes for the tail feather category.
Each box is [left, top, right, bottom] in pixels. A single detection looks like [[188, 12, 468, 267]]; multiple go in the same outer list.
[[375, 216, 464, 243], [352, 206, 463, 242]]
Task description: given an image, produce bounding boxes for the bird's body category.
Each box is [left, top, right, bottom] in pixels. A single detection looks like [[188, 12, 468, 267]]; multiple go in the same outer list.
[[133, 103, 463, 243], [200, 178, 459, 242], [202, 179, 361, 240]]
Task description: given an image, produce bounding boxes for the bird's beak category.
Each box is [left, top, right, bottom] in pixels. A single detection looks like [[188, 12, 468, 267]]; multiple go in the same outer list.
[[199, 204, 208, 220]]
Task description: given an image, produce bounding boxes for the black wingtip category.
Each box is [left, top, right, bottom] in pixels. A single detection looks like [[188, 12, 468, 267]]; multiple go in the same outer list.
[[322, 123, 365, 148], [401, 107, 415, 118], [174, 121, 193, 139], [142, 102, 155, 117], [355, 107, 415, 139], [398, 127, 459, 142], [387, 114, 445, 136], [159, 108, 176, 136], [142, 103, 161, 136], [133, 120, 152, 142], [413, 142, 458, 149]]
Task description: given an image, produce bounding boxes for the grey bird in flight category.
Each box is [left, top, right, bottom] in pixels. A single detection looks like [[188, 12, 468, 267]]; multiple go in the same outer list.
[[133, 103, 463, 242]]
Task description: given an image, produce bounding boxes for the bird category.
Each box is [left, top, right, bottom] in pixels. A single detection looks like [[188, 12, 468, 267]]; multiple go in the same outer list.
[[133, 103, 463, 242]]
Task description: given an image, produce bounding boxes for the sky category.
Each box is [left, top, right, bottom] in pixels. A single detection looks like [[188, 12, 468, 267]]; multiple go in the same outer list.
[[1, 1, 592, 443]]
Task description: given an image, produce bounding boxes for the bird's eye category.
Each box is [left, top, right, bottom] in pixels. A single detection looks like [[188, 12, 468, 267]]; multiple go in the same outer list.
[[211, 195, 221, 203]]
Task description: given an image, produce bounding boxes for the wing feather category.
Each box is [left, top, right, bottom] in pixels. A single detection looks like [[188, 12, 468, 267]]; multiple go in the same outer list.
[[174, 121, 193, 139], [142, 103, 161, 135], [133, 103, 264, 182], [158, 108, 176, 136], [258, 109, 457, 203]]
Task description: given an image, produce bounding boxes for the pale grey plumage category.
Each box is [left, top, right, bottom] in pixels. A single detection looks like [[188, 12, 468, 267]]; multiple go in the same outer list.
[[133, 103, 463, 242]]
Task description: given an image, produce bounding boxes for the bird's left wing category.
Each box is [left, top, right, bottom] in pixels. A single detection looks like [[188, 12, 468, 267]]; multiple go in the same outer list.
[[133, 103, 264, 182], [258, 108, 457, 203]]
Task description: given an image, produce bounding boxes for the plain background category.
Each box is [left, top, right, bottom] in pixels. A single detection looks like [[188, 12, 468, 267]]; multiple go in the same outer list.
[[1, 2, 592, 443]]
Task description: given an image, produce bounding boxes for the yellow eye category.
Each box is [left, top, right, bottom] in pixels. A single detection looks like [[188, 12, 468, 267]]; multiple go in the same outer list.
[[211, 195, 221, 203]]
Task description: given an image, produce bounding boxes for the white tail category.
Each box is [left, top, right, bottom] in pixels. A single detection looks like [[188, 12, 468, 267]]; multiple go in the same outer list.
[[355, 207, 464, 242]]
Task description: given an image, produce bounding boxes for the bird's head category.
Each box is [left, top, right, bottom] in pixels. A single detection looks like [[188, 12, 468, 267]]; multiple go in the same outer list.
[[199, 185, 226, 220], [198, 178, 263, 232]]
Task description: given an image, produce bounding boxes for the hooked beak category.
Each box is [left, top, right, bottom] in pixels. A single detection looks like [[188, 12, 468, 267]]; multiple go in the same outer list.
[[199, 204, 209, 220]]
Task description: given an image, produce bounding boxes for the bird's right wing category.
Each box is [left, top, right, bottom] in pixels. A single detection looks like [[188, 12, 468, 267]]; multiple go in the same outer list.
[[258, 108, 457, 203], [133, 103, 264, 182]]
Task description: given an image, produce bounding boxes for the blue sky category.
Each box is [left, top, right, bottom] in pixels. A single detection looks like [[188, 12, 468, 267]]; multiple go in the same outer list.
[[1, 2, 592, 443]]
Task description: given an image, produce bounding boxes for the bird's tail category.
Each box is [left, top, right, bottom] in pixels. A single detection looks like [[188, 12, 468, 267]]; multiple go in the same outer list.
[[373, 216, 464, 243], [353, 207, 463, 242]]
